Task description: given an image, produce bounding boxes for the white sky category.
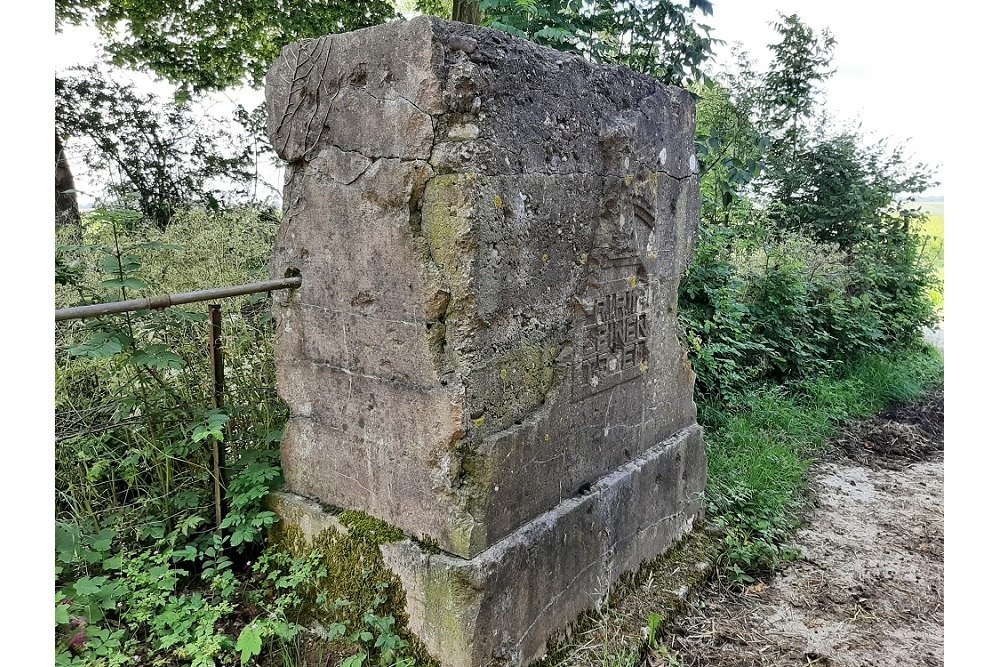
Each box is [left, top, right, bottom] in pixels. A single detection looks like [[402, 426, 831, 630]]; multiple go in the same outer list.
[[54, 23, 278, 208]]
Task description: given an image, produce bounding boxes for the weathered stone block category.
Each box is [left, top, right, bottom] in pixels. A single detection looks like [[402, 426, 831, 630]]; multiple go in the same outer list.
[[266, 15, 704, 665], [268, 15, 701, 558], [381, 424, 705, 666], [269, 423, 704, 667]]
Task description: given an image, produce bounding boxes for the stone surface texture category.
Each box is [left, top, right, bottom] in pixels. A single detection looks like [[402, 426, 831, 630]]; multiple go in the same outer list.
[[380, 425, 705, 666], [266, 15, 704, 665]]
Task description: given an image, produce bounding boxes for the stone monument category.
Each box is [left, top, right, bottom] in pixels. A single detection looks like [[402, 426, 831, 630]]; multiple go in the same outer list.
[[266, 16, 705, 666]]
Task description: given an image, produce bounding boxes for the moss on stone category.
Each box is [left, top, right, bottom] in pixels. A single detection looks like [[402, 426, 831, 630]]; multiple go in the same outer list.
[[421, 567, 482, 648], [471, 342, 558, 437], [446, 510, 488, 558], [269, 506, 440, 667], [421, 173, 474, 283], [647, 170, 660, 196], [338, 510, 408, 544]]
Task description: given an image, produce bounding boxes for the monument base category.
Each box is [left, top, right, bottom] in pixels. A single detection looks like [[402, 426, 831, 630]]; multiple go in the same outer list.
[[272, 424, 704, 667]]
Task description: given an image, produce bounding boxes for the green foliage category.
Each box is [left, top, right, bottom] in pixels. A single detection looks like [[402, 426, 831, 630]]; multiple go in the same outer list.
[[768, 132, 935, 249], [56, 68, 263, 228], [645, 612, 663, 648], [57, 1, 398, 93], [53, 205, 351, 665], [702, 346, 943, 581], [680, 218, 937, 401], [680, 13, 938, 403], [55, 530, 233, 666], [221, 450, 283, 549], [233, 549, 422, 667], [54, 527, 332, 666], [53, 206, 304, 666], [236, 623, 264, 665], [334, 584, 418, 667], [480, 1, 716, 86], [680, 223, 764, 397], [691, 65, 768, 218], [760, 13, 835, 158], [411, 0, 454, 19], [679, 13, 943, 589], [56, 207, 284, 536]]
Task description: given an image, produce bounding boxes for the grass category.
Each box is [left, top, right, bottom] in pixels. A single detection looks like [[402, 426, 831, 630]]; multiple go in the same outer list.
[[702, 343, 944, 581]]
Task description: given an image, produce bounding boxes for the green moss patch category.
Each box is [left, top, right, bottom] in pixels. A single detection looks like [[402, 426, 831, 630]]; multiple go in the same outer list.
[[268, 500, 439, 667]]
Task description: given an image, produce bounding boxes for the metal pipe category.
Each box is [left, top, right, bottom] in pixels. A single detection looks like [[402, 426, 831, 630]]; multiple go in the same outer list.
[[55, 276, 302, 322], [208, 303, 228, 530]]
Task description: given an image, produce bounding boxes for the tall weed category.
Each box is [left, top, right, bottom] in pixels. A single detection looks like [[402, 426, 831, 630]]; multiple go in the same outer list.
[[55, 206, 283, 535]]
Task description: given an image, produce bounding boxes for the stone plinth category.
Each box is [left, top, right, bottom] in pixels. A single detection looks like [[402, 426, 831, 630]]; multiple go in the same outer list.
[[266, 15, 704, 665]]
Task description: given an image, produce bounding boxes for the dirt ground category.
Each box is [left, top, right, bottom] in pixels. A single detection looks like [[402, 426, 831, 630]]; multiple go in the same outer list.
[[661, 390, 944, 667]]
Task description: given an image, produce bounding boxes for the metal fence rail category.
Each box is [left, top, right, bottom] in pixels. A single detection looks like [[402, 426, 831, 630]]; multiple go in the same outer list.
[[55, 275, 302, 529], [55, 276, 302, 321]]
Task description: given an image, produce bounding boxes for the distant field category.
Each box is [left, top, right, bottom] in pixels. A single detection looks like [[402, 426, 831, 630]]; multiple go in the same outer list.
[[913, 202, 944, 312], [915, 201, 944, 217]]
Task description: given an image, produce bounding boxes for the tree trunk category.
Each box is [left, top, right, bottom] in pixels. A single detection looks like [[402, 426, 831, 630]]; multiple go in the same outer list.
[[55, 132, 81, 236], [452, 0, 483, 24]]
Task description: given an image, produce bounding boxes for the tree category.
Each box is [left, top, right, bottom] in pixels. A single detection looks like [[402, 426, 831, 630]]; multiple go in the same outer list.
[[478, 1, 716, 86], [55, 132, 81, 234], [453, 0, 483, 23], [760, 13, 835, 160], [56, 1, 398, 94], [771, 131, 935, 252], [680, 11, 938, 399], [693, 49, 768, 220], [55, 2, 398, 228], [57, 67, 259, 229]]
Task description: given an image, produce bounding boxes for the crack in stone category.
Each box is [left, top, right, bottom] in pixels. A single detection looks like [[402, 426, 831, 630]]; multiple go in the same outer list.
[[299, 359, 443, 393]]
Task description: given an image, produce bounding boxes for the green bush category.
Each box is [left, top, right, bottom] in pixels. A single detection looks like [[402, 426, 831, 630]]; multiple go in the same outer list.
[[56, 206, 284, 533], [679, 211, 937, 403], [55, 206, 290, 663]]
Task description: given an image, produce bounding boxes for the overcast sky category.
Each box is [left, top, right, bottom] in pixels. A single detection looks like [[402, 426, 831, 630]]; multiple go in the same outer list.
[[705, 0, 945, 196], [55, 1, 946, 199]]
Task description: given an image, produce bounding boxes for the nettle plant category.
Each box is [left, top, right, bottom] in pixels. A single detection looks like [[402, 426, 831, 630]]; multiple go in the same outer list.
[[55, 207, 292, 664], [56, 207, 285, 525]]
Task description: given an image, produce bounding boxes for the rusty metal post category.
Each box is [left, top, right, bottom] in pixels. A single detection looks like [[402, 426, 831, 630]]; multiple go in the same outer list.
[[208, 303, 227, 529]]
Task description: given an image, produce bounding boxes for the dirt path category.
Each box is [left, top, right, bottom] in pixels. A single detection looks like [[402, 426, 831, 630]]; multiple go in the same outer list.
[[662, 391, 944, 667]]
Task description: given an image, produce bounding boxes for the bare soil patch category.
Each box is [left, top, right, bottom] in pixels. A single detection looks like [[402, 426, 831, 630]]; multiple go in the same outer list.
[[660, 390, 944, 667]]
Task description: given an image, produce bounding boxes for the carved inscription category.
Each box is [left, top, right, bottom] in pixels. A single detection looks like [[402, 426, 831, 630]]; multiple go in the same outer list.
[[573, 276, 650, 399]]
